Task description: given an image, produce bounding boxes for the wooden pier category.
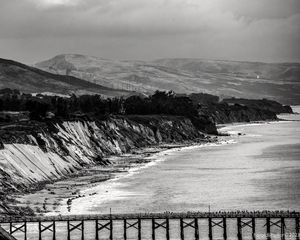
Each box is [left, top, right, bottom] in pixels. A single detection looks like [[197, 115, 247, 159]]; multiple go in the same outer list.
[[0, 211, 299, 240]]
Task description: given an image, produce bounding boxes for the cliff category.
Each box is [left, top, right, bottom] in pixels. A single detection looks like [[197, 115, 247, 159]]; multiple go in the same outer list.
[[189, 93, 282, 124], [222, 98, 293, 114], [0, 115, 206, 215], [198, 103, 278, 124]]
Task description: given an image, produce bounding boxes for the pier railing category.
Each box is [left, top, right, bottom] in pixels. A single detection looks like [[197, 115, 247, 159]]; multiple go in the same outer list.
[[0, 211, 299, 240]]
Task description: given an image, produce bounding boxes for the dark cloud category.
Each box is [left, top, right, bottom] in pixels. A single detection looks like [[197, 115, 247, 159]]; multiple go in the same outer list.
[[0, 0, 299, 63]]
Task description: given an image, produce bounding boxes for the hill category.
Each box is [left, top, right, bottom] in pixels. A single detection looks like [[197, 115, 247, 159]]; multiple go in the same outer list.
[[0, 58, 131, 98], [36, 54, 300, 104]]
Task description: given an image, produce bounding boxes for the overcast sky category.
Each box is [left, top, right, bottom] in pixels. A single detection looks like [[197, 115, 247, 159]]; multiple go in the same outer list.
[[0, 0, 299, 64]]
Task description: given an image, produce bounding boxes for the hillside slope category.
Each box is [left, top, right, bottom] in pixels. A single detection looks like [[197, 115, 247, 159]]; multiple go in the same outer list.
[[0, 58, 131, 98], [36, 54, 300, 104]]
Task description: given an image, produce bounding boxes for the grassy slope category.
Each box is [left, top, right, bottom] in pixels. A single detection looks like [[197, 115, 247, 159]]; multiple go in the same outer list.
[[36, 54, 300, 104], [0, 58, 132, 98]]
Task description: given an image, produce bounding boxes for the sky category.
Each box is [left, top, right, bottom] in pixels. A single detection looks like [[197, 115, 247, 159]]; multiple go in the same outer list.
[[0, 0, 299, 64]]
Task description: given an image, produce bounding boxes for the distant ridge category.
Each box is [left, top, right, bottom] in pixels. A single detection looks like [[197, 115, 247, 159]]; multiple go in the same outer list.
[[36, 54, 300, 104], [0, 58, 132, 98]]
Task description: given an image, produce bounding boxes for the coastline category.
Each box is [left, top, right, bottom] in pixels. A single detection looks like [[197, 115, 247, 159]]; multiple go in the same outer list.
[[7, 107, 300, 216], [9, 138, 217, 215], [52, 138, 242, 215], [52, 113, 300, 215]]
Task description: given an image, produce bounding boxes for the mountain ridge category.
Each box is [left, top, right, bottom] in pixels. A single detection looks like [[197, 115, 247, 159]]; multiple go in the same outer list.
[[36, 54, 300, 104]]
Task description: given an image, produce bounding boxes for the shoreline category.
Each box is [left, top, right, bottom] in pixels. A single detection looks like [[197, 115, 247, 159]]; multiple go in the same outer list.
[[9, 138, 217, 216], [52, 138, 243, 216], [7, 111, 299, 216]]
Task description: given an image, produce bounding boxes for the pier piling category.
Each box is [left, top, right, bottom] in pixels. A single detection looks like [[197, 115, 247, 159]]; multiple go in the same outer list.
[[266, 217, 271, 240], [152, 218, 155, 240], [223, 217, 227, 240], [166, 218, 170, 240], [252, 218, 256, 240], [67, 220, 84, 240], [195, 218, 199, 240], [109, 219, 113, 240], [9, 222, 26, 240], [208, 217, 213, 240], [38, 221, 56, 240], [280, 217, 285, 240], [123, 219, 127, 240], [237, 218, 242, 240], [180, 218, 184, 240], [1, 211, 299, 240]]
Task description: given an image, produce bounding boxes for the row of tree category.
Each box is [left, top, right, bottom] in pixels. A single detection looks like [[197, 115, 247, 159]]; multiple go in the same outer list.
[[0, 89, 219, 133], [0, 89, 199, 120]]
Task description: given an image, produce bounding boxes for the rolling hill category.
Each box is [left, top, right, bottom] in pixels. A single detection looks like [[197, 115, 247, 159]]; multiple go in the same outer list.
[[36, 54, 300, 104], [0, 58, 131, 98]]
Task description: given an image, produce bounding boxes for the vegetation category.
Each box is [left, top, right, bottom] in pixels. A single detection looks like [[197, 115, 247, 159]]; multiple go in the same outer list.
[[0, 89, 201, 119], [0, 88, 123, 120], [0, 89, 218, 133], [0, 88, 291, 134]]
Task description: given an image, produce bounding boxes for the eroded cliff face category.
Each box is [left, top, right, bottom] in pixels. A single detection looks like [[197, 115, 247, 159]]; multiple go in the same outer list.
[[0, 115, 206, 214]]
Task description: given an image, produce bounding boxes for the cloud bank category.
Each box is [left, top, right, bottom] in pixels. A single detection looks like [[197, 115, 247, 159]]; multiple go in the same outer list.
[[0, 0, 299, 63]]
